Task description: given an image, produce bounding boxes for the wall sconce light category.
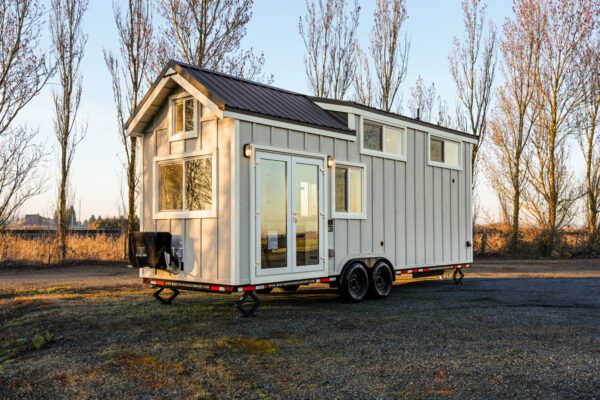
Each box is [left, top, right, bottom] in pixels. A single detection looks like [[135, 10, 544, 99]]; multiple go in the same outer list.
[[327, 155, 334, 168], [243, 144, 253, 158]]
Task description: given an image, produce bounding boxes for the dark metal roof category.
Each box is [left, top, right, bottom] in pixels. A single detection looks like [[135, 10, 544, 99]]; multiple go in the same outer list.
[[173, 61, 352, 134], [127, 60, 472, 140], [310, 97, 478, 140]]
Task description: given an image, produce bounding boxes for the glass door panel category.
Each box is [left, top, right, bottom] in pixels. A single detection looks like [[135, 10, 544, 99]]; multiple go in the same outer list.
[[259, 158, 289, 270], [254, 152, 324, 279], [294, 163, 320, 267]]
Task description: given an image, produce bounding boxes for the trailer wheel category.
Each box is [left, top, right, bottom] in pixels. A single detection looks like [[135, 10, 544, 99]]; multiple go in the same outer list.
[[340, 262, 369, 302], [369, 261, 394, 298], [282, 285, 300, 292]]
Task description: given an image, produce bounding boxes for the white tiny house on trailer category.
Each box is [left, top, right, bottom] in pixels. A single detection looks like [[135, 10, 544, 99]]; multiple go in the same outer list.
[[126, 61, 474, 313]]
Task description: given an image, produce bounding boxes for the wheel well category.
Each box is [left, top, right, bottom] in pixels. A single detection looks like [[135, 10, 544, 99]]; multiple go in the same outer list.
[[339, 257, 396, 285]]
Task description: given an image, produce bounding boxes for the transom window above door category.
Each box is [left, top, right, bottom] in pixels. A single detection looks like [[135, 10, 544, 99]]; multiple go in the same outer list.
[[170, 94, 198, 141], [362, 120, 407, 161]]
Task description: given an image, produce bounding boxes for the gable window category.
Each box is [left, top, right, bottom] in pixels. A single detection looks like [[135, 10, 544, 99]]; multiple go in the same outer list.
[[170, 95, 197, 141], [428, 135, 461, 169], [333, 162, 366, 219], [155, 151, 216, 218], [362, 120, 406, 160]]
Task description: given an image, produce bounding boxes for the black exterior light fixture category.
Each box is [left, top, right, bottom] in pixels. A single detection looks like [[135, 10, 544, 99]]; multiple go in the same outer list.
[[243, 144, 253, 158], [327, 155, 334, 168]]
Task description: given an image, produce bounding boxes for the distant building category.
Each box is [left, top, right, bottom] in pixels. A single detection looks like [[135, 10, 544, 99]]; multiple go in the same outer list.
[[23, 214, 55, 227]]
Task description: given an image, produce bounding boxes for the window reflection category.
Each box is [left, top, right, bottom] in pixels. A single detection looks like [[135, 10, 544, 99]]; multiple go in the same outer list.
[[364, 122, 382, 151], [260, 159, 288, 269], [159, 163, 183, 211], [430, 137, 444, 162], [185, 158, 212, 210], [295, 164, 319, 266]]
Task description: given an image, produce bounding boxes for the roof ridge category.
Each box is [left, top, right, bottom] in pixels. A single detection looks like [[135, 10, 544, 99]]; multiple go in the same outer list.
[[172, 60, 311, 99]]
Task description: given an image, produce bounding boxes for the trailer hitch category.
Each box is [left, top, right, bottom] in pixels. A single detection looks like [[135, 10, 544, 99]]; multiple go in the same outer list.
[[236, 291, 261, 317], [452, 268, 464, 285], [153, 287, 180, 304]]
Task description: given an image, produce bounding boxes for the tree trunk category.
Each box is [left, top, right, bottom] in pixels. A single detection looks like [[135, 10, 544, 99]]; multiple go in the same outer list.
[[124, 136, 138, 259], [509, 188, 520, 252], [57, 149, 68, 263]]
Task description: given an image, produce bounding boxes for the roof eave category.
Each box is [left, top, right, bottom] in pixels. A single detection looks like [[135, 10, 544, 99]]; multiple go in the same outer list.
[[223, 107, 356, 136], [310, 97, 478, 141]]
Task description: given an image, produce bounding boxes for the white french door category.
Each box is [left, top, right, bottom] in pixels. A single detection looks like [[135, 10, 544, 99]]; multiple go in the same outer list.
[[254, 152, 325, 278]]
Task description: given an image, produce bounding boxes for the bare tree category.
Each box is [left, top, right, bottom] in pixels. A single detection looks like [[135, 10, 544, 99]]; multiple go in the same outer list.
[[436, 96, 453, 127], [104, 0, 152, 243], [299, 0, 360, 99], [487, 3, 540, 251], [0, 0, 50, 136], [0, 129, 46, 227], [576, 36, 600, 246], [449, 0, 497, 182], [50, 0, 88, 262], [353, 44, 375, 107], [369, 0, 410, 112], [0, 0, 51, 227], [152, 0, 270, 82], [522, 0, 597, 254], [407, 76, 436, 122]]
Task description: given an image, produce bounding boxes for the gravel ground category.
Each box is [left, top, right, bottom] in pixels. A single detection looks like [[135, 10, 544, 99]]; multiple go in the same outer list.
[[0, 261, 599, 399]]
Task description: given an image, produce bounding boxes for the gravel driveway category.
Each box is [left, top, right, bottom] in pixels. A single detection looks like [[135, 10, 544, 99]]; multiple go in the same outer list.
[[1, 260, 599, 399]]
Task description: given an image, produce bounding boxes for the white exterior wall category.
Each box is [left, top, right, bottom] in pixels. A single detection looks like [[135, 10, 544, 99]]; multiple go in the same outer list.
[[236, 114, 473, 284], [139, 87, 236, 285]]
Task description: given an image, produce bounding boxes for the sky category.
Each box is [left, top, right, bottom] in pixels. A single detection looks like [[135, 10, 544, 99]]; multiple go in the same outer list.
[[15, 0, 583, 223]]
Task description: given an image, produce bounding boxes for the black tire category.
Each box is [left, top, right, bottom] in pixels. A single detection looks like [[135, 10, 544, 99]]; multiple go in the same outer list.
[[340, 262, 369, 302], [256, 288, 273, 294], [282, 284, 300, 292], [368, 261, 394, 298]]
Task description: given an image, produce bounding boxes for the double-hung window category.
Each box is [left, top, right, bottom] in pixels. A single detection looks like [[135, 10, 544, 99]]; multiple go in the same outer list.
[[362, 120, 406, 161], [170, 95, 197, 141], [333, 162, 366, 219], [155, 151, 216, 219], [428, 135, 462, 169]]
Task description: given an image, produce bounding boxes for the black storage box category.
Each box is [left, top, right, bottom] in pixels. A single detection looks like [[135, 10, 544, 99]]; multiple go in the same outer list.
[[128, 232, 180, 269]]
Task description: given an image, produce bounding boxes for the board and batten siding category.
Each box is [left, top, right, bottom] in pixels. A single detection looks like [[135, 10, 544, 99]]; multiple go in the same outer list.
[[140, 87, 235, 284], [237, 117, 472, 282]]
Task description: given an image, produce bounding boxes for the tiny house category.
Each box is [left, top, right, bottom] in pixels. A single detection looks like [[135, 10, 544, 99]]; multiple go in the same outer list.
[[126, 61, 474, 312]]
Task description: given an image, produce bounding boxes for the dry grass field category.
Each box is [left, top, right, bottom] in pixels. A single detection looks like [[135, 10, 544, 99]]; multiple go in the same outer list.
[[0, 233, 125, 266], [473, 225, 590, 258]]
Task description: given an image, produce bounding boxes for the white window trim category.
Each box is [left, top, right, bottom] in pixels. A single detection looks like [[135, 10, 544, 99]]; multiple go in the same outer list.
[[360, 118, 407, 162], [427, 134, 463, 171], [169, 92, 198, 142], [331, 160, 367, 220], [153, 149, 218, 219]]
